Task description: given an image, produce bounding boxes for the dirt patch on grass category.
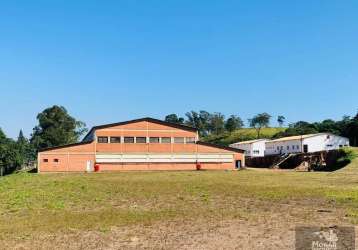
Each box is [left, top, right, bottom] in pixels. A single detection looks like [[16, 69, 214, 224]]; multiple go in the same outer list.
[[1, 199, 352, 250]]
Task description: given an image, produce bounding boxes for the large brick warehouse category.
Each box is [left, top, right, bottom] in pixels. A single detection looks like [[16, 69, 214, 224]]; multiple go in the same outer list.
[[38, 118, 245, 172]]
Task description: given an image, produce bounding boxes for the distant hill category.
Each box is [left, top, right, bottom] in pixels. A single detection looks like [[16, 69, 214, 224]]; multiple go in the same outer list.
[[203, 127, 286, 146]]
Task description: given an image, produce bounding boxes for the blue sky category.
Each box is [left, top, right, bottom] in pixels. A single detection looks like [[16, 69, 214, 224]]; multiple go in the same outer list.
[[0, 0, 357, 139]]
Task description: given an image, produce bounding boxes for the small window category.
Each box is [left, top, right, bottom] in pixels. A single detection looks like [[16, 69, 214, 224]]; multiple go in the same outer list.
[[110, 137, 121, 143], [186, 137, 196, 144], [327, 135, 331, 139], [43, 159, 48, 163], [287, 146, 289, 150], [174, 137, 185, 143], [149, 137, 160, 143], [161, 137, 171, 143], [136, 137, 147, 143], [98, 137, 108, 143], [124, 137, 134, 143], [54, 159, 59, 163], [277, 146, 280, 150]]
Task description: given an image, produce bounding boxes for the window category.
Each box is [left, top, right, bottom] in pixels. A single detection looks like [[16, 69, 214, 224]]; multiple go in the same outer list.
[[54, 159, 59, 163], [277, 146, 280, 150], [136, 137, 147, 143], [287, 146, 289, 150], [124, 137, 134, 143], [292, 145, 295, 150], [110, 137, 121, 143], [149, 137, 160, 143], [186, 137, 196, 144], [43, 159, 48, 163], [98, 137, 108, 143], [161, 137, 171, 143], [297, 145, 300, 149], [174, 137, 185, 143]]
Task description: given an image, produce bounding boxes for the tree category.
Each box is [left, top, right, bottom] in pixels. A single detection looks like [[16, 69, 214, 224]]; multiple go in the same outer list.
[[185, 110, 211, 136], [314, 119, 341, 134], [273, 121, 319, 139], [225, 115, 244, 132], [209, 112, 225, 135], [30, 105, 88, 151], [277, 116, 285, 127], [344, 113, 358, 146], [249, 113, 271, 138], [0, 128, 22, 175], [164, 114, 184, 124], [17, 130, 35, 164]]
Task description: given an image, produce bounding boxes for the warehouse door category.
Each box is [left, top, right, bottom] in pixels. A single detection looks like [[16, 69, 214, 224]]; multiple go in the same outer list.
[[235, 160, 242, 169]]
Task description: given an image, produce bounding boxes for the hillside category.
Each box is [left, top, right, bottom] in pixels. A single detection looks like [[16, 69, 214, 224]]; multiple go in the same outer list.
[[203, 127, 286, 145]]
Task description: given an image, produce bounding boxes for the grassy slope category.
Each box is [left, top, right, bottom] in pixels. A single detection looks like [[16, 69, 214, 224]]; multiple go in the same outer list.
[[204, 127, 286, 145], [0, 147, 358, 240]]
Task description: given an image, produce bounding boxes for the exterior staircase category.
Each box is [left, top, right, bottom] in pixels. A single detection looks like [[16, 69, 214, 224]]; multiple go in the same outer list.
[[270, 153, 295, 169]]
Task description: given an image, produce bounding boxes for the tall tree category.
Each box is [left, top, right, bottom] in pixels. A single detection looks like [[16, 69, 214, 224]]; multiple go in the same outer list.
[[249, 113, 271, 138], [225, 115, 244, 132], [209, 112, 225, 135], [277, 116, 285, 127], [17, 130, 27, 145], [185, 110, 211, 136], [17, 130, 35, 164], [30, 105, 88, 151], [0, 128, 22, 174], [164, 114, 184, 124]]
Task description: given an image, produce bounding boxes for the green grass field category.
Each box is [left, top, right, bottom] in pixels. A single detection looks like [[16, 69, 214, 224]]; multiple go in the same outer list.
[[0, 148, 358, 248]]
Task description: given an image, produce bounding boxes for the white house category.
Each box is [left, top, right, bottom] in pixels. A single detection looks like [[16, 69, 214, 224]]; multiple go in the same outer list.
[[230, 139, 269, 157], [265, 133, 350, 155]]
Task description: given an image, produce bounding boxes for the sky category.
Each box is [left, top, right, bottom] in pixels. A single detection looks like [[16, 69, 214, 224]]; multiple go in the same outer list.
[[0, 0, 357, 139]]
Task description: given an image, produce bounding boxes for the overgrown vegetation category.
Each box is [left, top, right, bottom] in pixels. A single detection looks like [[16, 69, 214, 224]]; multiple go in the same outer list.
[[330, 148, 358, 171], [0, 129, 35, 175]]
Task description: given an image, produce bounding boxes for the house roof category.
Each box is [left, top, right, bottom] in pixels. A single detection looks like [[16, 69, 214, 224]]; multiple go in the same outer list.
[[230, 139, 269, 145], [196, 141, 245, 153], [38, 140, 93, 152], [266, 133, 343, 143], [82, 117, 197, 141]]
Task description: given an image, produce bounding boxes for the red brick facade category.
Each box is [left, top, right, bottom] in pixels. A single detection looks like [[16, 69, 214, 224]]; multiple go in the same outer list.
[[38, 118, 244, 172]]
